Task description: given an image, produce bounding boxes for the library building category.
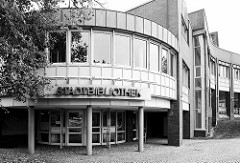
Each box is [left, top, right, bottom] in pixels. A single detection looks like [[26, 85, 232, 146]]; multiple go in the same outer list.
[[1, 0, 240, 155]]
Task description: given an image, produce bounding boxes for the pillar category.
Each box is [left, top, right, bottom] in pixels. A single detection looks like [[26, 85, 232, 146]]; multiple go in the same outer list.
[[86, 106, 92, 156], [28, 107, 35, 154], [138, 107, 144, 152], [226, 92, 231, 118], [183, 111, 190, 139], [229, 64, 234, 120], [168, 53, 182, 145], [212, 89, 217, 127]]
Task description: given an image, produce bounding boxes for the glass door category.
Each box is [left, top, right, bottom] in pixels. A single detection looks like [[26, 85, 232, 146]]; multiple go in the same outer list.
[[117, 111, 125, 143], [66, 111, 83, 146], [92, 112, 101, 145], [102, 111, 116, 145], [50, 111, 64, 145], [38, 111, 50, 144]]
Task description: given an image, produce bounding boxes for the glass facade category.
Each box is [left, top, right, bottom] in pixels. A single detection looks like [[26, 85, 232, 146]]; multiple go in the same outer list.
[[37, 110, 126, 146], [194, 35, 205, 129], [48, 29, 176, 78], [219, 65, 230, 78], [182, 64, 189, 88]]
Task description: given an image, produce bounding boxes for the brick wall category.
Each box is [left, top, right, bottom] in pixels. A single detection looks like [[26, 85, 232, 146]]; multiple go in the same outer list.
[[128, 0, 168, 29]]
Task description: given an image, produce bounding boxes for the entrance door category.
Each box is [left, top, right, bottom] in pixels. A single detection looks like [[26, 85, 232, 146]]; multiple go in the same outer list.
[[92, 112, 101, 145], [50, 110, 65, 146], [66, 111, 83, 146], [102, 111, 116, 145]]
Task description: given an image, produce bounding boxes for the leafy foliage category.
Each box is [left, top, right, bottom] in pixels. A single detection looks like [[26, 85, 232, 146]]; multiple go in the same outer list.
[[0, 0, 97, 106]]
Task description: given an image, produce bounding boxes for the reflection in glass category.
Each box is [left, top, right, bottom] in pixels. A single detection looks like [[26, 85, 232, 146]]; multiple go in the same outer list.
[[51, 134, 60, 143], [71, 32, 89, 63], [51, 111, 60, 127], [93, 33, 111, 64], [195, 90, 202, 128], [195, 78, 201, 89], [170, 53, 176, 77], [115, 35, 130, 66], [68, 112, 82, 127], [49, 31, 66, 63], [162, 48, 168, 74], [195, 47, 201, 66], [117, 112, 125, 131], [117, 133, 125, 141], [134, 38, 147, 68], [92, 134, 100, 143]]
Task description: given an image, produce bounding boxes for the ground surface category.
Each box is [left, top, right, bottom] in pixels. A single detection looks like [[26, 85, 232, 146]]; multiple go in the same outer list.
[[1, 138, 240, 163]]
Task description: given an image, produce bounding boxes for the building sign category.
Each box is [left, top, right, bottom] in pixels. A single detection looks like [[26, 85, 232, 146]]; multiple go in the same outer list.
[[56, 86, 141, 97]]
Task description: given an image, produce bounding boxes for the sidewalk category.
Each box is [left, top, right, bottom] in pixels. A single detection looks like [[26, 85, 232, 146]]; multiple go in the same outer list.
[[1, 138, 240, 162]]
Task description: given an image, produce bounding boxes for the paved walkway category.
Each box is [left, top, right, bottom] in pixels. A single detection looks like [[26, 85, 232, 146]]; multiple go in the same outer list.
[[1, 138, 240, 162]]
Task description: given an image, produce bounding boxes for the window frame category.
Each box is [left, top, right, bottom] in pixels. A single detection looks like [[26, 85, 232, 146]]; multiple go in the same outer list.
[[161, 46, 169, 74], [114, 33, 132, 68], [92, 31, 112, 65], [149, 41, 160, 72], [48, 30, 67, 64], [70, 30, 91, 65], [133, 36, 148, 70]]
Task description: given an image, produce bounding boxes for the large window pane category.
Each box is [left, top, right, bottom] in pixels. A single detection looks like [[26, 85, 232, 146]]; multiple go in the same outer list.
[[71, 31, 89, 63], [49, 31, 66, 63], [195, 47, 201, 66], [170, 53, 176, 77], [150, 43, 159, 71], [195, 90, 202, 128], [161, 48, 168, 74], [68, 112, 83, 127], [134, 38, 147, 68], [93, 33, 111, 64], [115, 34, 130, 66]]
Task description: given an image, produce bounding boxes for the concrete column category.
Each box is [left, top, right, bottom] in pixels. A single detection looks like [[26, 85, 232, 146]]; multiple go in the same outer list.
[[216, 58, 219, 121], [28, 107, 35, 154], [86, 106, 92, 156], [183, 111, 190, 139], [226, 92, 231, 118], [138, 107, 144, 152], [229, 64, 234, 120], [211, 89, 217, 127]]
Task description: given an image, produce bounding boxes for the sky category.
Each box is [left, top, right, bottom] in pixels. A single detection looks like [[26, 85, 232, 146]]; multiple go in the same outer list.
[[102, 0, 240, 54]]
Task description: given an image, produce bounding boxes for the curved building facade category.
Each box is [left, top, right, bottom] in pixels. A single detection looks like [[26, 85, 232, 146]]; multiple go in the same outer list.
[[1, 0, 239, 155]]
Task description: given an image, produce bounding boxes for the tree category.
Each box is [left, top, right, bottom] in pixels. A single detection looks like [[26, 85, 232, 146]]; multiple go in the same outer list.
[[0, 0, 98, 107]]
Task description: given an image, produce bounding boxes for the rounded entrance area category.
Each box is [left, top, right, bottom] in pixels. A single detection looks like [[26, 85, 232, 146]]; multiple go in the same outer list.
[[37, 109, 126, 146]]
